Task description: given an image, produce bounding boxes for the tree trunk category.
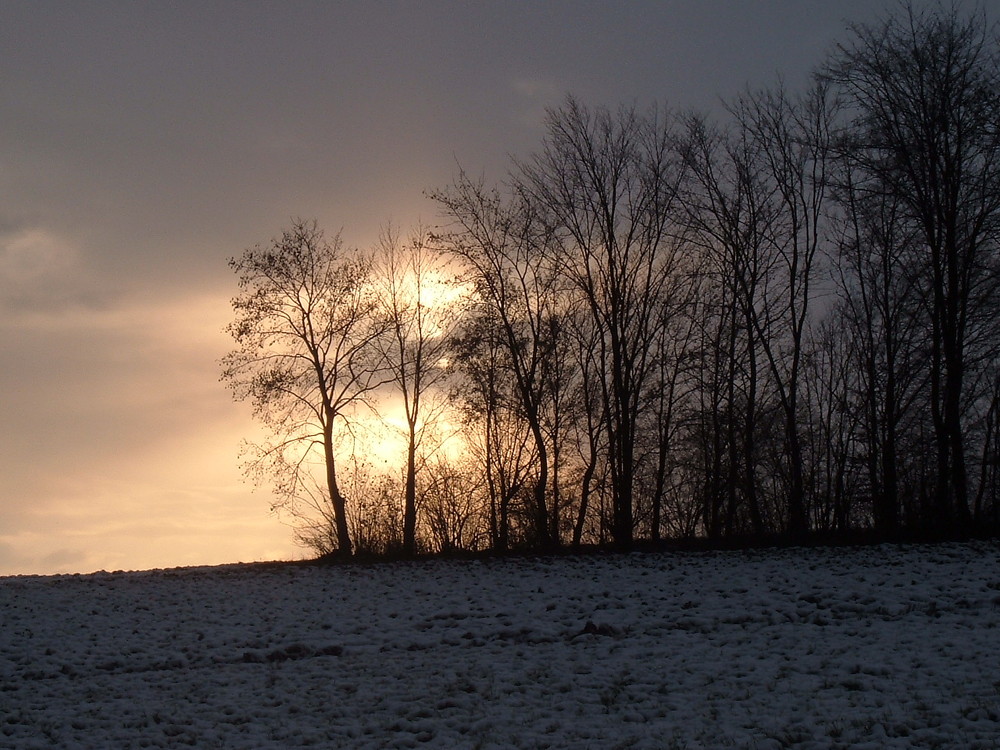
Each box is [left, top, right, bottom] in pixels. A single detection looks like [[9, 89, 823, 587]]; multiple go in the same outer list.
[[402, 428, 418, 556], [324, 417, 352, 557]]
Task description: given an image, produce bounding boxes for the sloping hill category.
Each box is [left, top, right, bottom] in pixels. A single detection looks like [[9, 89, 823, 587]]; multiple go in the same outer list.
[[3, 543, 999, 748]]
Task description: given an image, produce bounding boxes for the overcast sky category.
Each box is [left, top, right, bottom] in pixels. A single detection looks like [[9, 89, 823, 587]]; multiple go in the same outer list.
[[1, 1, 966, 575]]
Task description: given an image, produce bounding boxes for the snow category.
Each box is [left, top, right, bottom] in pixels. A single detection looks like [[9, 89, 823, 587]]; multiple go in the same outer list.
[[2, 542, 1000, 748]]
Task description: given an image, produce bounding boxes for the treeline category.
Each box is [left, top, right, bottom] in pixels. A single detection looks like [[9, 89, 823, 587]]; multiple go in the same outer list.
[[223, 3, 1000, 557]]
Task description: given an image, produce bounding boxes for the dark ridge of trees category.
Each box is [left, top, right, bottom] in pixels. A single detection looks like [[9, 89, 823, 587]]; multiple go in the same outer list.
[[430, 175, 563, 551], [514, 97, 690, 550], [823, 2, 1000, 535], [225, 3, 1000, 558]]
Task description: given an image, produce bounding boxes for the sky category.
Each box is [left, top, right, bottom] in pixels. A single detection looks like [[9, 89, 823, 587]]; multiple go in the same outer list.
[[0, 0, 961, 576]]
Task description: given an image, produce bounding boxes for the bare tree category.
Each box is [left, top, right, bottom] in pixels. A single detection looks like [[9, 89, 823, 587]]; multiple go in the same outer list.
[[830, 158, 929, 534], [566, 304, 609, 547], [221, 220, 387, 557], [730, 82, 838, 536], [449, 300, 539, 551], [681, 112, 781, 536], [419, 456, 489, 553], [375, 223, 460, 556], [518, 96, 688, 549], [645, 283, 701, 542], [973, 369, 1000, 525], [801, 312, 865, 532], [433, 174, 566, 549], [342, 456, 403, 556], [826, 2, 1000, 531]]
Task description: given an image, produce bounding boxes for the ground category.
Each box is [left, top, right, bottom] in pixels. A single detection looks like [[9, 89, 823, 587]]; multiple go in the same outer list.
[[2, 542, 999, 748]]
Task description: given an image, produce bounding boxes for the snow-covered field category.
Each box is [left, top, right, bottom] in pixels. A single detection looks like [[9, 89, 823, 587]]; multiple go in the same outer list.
[[3, 543, 1000, 749]]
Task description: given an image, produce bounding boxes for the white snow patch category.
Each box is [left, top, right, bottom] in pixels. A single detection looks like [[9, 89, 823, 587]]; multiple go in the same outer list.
[[2, 542, 1000, 748]]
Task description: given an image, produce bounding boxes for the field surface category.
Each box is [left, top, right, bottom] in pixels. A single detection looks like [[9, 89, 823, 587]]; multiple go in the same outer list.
[[2, 542, 1000, 749]]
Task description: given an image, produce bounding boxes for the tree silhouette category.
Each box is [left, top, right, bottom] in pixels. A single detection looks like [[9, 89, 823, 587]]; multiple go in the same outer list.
[[518, 97, 688, 549], [433, 175, 565, 550], [227, 3, 1000, 558], [375, 222, 460, 556], [222, 220, 387, 556], [826, 3, 1000, 532]]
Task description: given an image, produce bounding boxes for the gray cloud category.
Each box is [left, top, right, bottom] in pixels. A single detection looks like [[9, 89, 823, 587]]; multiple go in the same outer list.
[[0, 0, 966, 575]]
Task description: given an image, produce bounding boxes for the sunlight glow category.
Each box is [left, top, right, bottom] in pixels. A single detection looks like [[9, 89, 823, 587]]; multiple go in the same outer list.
[[345, 395, 467, 472]]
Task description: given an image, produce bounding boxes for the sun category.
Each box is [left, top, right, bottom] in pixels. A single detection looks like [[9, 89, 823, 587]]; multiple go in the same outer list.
[[345, 393, 467, 472], [379, 264, 472, 339]]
